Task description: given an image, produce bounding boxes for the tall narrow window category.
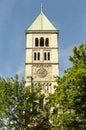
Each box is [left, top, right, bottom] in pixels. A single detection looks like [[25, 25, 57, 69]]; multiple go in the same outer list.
[[44, 52, 46, 60], [38, 52, 40, 60], [45, 38, 49, 46], [34, 52, 36, 60], [35, 38, 38, 46], [40, 37, 44, 46], [48, 52, 50, 60]]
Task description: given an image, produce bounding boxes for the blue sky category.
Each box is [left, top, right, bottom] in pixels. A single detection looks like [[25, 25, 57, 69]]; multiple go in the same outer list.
[[0, 0, 86, 79]]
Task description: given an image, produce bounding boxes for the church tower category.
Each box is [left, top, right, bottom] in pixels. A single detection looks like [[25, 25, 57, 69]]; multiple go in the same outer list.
[[25, 9, 59, 94]]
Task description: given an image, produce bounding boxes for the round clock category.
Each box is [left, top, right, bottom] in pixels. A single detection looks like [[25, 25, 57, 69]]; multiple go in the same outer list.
[[37, 68, 47, 78]]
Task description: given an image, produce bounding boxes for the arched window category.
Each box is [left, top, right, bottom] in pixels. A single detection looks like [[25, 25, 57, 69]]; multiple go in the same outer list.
[[48, 52, 50, 60], [45, 38, 49, 46], [34, 52, 36, 60], [40, 37, 44, 46], [35, 38, 39, 47], [38, 52, 40, 60], [44, 52, 46, 60]]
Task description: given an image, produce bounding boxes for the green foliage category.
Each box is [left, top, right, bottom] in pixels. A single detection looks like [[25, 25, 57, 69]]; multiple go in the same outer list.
[[0, 75, 24, 129], [47, 43, 86, 130], [0, 75, 50, 130]]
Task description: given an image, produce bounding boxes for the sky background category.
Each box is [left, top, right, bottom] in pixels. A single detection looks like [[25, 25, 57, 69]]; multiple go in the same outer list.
[[0, 0, 86, 79]]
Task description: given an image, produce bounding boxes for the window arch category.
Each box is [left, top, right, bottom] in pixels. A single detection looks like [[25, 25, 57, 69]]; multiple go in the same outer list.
[[38, 52, 40, 60], [35, 38, 39, 47], [45, 38, 49, 46], [40, 37, 44, 46], [34, 52, 36, 60]]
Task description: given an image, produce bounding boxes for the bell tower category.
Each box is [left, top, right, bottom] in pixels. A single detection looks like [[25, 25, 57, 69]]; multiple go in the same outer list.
[[25, 9, 59, 94]]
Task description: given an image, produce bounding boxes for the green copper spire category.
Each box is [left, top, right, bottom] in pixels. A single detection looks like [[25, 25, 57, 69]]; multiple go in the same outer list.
[[27, 8, 57, 31]]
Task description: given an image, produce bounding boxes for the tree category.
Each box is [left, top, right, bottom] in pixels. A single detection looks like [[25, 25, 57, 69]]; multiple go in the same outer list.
[[0, 75, 24, 129], [47, 43, 86, 130], [0, 75, 51, 130]]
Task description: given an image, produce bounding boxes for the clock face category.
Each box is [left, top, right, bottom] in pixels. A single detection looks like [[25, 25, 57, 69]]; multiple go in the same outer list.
[[37, 68, 47, 78]]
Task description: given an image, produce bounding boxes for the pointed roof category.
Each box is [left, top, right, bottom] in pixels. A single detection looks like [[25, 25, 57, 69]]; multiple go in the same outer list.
[[27, 11, 57, 31]]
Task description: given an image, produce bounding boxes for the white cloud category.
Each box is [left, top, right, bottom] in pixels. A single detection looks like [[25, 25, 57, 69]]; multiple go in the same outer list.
[[0, 73, 2, 77], [16, 62, 25, 78], [59, 45, 73, 76]]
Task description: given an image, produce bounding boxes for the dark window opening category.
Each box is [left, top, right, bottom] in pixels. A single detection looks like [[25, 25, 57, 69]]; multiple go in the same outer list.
[[40, 37, 44, 46], [35, 38, 39, 46], [45, 38, 49, 46], [38, 52, 40, 60], [34, 52, 36, 60], [48, 52, 50, 60], [44, 52, 46, 60]]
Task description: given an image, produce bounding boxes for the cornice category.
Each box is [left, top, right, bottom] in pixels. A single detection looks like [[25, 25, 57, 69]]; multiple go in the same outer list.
[[25, 30, 59, 34], [25, 63, 59, 65], [26, 47, 59, 50]]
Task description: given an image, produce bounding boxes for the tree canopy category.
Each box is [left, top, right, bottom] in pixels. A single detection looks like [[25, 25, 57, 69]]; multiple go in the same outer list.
[[47, 43, 86, 130], [0, 75, 50, 130]]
